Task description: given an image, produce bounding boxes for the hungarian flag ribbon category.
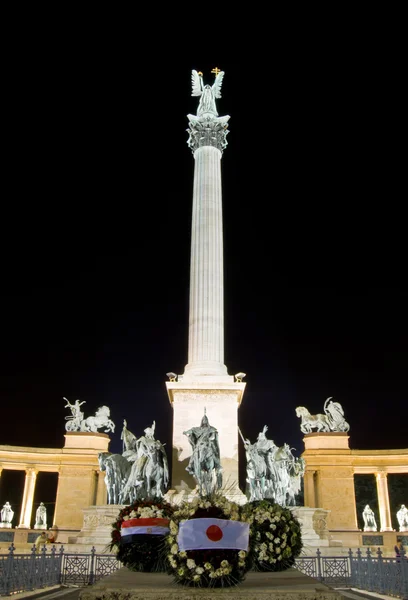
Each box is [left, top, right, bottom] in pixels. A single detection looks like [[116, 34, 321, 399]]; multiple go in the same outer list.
[[178, 518, 249, 551], [120, 517, 170, 541]]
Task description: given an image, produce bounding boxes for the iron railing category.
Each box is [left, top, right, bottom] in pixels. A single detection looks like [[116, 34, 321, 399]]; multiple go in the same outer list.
[[0, 544, 121, 596], [0, 544, 407, 598], [295, 546, 408, 599]]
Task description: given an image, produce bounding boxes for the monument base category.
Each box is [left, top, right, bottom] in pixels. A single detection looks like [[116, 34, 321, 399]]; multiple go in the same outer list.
[[68, 505, 122, 548], [79, 566, 343, 600], [291, 507, 331, 547]]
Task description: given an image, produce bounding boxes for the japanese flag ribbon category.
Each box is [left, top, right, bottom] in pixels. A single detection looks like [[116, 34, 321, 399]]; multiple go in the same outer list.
[[120, 517, 170, 542], [177, 518, 249, 551]]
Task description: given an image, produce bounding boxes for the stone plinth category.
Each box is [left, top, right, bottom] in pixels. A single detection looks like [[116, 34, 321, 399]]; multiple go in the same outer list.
[[302, 432, 359, 531], [303, 433, 350, 451], [68, 505, 122, 547], [291, 507, 330, 547], [64, 431, 110, 450], [166, 382, 246, 504], [53, 433, 110, 531], [0, 523, 12, 528], [79, 566, 343, 600]]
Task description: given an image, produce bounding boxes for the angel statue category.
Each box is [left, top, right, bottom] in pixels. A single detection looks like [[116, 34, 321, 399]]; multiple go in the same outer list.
[[191, 69, 225, 118], [187, 69, 230, 154]]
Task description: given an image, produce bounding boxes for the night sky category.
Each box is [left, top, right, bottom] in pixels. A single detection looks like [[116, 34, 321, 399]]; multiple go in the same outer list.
[[1, 54, 406, 496]]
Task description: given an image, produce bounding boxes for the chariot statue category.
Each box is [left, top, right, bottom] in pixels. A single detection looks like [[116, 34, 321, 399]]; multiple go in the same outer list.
[[296, 397, 350, 434], [64, 398, 115, 433]]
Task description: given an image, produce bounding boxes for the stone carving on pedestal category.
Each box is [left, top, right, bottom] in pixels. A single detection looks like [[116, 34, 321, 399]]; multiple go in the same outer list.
[[397, 504, 408, 531], [296, 397, 350, 434], [0, 502, 14, 528], [362, 504, 377, 531], [291, 507, 330, 547]]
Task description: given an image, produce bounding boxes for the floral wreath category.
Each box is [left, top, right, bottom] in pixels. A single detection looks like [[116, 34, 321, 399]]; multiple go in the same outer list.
[[241, 499, 303, 572], [109, 498, 175, 572], [165, 493, 250, 587]]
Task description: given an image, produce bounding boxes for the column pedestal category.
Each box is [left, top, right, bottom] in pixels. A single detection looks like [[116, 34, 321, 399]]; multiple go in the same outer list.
[[166, 382, 246, 504]]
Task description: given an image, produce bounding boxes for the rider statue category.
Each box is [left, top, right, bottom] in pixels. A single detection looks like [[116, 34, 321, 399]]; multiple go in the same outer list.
[[183, 409, 222, 495], [124, 421, 168, 498], [121, 419, 138, 458], [324, 397, 350, 432], [254, 425, 279, 498]]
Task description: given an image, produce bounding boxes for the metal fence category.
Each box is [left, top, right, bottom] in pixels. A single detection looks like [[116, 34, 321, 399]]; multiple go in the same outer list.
[[295, 547, 408, 599], [1, 544, 407, 598], [0, 544, 121, 596]]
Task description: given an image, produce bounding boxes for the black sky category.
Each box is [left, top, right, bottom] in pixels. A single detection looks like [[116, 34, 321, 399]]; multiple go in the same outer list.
[[1, 50, 406, 483]]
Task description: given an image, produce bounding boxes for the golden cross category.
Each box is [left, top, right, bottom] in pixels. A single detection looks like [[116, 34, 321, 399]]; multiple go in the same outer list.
[[211, 67, 221, 77]]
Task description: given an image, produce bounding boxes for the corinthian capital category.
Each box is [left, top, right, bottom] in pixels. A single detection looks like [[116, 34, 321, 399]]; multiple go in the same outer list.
[[186, 115, 230, 154]]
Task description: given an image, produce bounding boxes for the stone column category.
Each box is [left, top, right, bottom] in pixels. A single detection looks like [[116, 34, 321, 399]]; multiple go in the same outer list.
[[376, 470, 393, 531], [96, 470, 107, 505], [18, 468, 37, 528], [304, 469, 317, 507]]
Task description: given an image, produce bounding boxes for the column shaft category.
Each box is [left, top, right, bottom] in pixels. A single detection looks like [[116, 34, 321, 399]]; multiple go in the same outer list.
[[184, 146, 228, 378], [376, 471, 393, 531], [18, 468, 37, 528]]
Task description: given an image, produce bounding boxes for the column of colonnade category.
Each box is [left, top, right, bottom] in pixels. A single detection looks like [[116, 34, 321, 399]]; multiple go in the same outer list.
[[17, 468, 38, 528], [375, 470, 393, 531]]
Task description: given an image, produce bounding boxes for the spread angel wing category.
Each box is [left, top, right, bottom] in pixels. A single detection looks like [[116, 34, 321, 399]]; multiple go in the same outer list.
[[191, 70, 203, 97], [212, 71, 225, 99]]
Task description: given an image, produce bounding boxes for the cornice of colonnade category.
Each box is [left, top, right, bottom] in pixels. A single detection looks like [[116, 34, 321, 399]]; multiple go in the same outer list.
[[302, 445, 408, 472], [0, 442, 104, 471]]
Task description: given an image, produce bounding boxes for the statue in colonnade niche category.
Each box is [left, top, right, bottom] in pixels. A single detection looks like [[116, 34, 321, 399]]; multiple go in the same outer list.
[[34, 502, 47, 529], [397, 504, 408, 531], [362, 504, 377, 531], [0, 502, 14, 527]]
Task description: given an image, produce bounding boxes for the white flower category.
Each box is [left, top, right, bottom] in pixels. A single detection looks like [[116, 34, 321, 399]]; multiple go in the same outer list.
[[171, 544, 178, 554], [220, 560, 229, 567], [179, 551, 187, 558], [187, 558, 196, 570], [169, 522, 178, 535], [195, 566, 204, 575], [238, 550, 246, 558]]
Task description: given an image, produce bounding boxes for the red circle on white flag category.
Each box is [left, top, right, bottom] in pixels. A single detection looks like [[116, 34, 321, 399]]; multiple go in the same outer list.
[[206, 524, 223, 542]]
